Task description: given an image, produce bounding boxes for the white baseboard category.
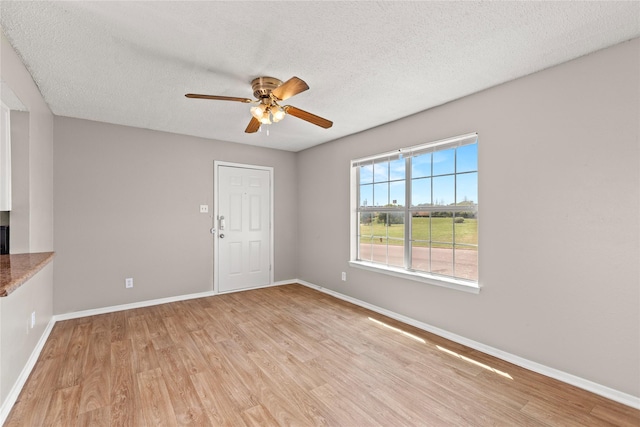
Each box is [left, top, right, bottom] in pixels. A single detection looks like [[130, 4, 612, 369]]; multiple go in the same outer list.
[[0, 317, 56, 425], [53, 290, 217, 321], [1, 289, 221, 424], [215, 280, 289, 295], [3, 278, 636, 426], [295, 279, 640, 410], [54, 281, 289, 321]]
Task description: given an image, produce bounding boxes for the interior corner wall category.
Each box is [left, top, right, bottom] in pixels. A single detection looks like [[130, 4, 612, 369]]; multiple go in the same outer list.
[[1, 32, 54, 252], [296, 38, 640, 397], [0, 31, 54, 412], [53, 117, 298, 314]]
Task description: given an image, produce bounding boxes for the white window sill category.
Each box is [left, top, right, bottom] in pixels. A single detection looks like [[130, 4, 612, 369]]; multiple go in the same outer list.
[[348, 261, 481, 294]]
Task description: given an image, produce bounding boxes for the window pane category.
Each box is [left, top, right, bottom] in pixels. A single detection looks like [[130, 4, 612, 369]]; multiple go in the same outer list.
[[389, 158, 405, 181], [373, 183, 389, 206], [453, 214, 477, 246], [371, 236, 387, 264], [412, 153, 431, 178], [359, 212, 375, 235], [358, 211, 374, 262], [432, 148, 455, 176], [456, 172, 478, 206], [432, 175, 454, 206], [456, 143, 478, 173], [359, 239, 373, 261], [387, 212, 404, 267], [360, 184, 373, 208], [373, 160, 389, 182], [411, 243, 430, 273], [388, 212, 405, 236], [454, 245, 477, 281], [411, 177, 431, 207], [431, 213, 453, 244], [353, 134, 478, 285], [360, 163, 373, 184], [411, 213, 430, 243], [431, 244, 453, 277], [389, 181, 405, 207], [411, 213, 430, 272], [375, 212, 404, 230], [388, 245, 404, 268]]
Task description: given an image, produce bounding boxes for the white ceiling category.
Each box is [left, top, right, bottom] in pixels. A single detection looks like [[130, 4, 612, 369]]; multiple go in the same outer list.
[[1, 2, 639, 152]]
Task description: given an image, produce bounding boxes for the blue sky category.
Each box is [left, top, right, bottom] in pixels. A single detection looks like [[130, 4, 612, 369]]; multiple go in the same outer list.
[[359, 142, 478, 207]]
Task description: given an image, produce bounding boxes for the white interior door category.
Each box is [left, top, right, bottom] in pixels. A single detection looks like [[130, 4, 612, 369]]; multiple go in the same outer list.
[[215, 163, 272, 293]]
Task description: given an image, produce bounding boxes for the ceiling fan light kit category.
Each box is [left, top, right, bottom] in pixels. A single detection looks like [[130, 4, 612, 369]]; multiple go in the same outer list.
[[186, 76, 333, 134]]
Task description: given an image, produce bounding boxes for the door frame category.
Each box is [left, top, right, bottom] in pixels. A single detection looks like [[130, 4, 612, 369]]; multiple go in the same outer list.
[[213, 161, 274, 294]]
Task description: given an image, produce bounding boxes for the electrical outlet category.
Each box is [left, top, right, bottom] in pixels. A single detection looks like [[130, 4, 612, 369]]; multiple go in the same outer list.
[[341, 272, 347, 281], [199, 204, 209, 213], [31, 311, 36, 328], [125, 278, 133, 288]]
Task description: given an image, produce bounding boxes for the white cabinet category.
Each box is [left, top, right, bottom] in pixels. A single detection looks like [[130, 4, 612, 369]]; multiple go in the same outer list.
[[0, 102, 10, 211]]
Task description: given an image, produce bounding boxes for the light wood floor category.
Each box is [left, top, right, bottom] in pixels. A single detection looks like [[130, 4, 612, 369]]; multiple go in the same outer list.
[[6, 284, 639, 426]]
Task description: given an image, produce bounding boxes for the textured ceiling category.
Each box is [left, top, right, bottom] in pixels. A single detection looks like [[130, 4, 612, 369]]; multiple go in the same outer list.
[[1, 1, 639, 152]]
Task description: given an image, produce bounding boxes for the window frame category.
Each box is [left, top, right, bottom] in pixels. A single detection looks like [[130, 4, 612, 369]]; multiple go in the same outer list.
[[349, 133, 480, 294]]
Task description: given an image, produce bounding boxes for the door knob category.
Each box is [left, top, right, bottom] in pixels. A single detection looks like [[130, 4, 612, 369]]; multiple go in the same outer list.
[[219, 234, 225, 239]]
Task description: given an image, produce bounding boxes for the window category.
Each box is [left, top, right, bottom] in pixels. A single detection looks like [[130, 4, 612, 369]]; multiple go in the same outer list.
[[350, 133, 478, 292]]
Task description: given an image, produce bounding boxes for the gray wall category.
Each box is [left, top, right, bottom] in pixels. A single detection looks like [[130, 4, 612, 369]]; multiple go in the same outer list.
[[2, 35, 54, 252], [0, 31, 54, 409], [5, 25, 638, 406], [53, 117, 298, 314], [0, 263, 53, 403], [297, 39, 640, 397]]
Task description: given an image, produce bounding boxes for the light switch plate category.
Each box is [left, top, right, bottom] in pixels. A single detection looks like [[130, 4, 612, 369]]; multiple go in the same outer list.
[[200, 205, 209, 213]]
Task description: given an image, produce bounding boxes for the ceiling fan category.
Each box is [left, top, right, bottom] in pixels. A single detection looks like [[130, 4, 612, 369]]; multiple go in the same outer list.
[[185, 76, 333, 133]]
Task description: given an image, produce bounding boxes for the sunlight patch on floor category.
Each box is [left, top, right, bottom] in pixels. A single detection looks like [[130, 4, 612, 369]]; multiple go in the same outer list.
[[368, 317, 426, 343], [436, 345, 513, 379]]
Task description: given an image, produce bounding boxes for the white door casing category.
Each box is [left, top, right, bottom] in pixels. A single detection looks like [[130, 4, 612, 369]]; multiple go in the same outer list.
[[214, 162, 273, 293]]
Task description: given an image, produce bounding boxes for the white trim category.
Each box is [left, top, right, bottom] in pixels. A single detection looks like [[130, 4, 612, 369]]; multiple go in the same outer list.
[[295, 279, 640, 410], [215, 280, 288, 295], [350, 134, 480, 290], [0, 285, 276, 422], [53, 290, 216, 321], [213, 161, 275, 295], [349, 260, 480, 294], [351, 132, 478, 165], [0, 317, 56, 425], [3, 279, 636, 424], [0, 102, 11, 211], [0, 80, 27, 111], [54, 281, 288, 321]]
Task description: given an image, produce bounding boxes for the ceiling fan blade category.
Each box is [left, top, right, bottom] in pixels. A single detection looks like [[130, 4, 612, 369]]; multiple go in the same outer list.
[[271, 77, 309, 101], [185, 94, 253, 103], [283, 105, 333, 129], [245, 117, 261, 133]]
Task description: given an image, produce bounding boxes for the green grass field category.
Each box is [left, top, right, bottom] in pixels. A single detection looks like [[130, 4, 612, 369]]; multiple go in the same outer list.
[[360, 217, 477, 248]]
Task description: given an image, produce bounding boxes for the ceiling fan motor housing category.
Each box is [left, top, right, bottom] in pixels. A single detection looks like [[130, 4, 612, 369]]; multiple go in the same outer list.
[[251, 76, 283, 99]]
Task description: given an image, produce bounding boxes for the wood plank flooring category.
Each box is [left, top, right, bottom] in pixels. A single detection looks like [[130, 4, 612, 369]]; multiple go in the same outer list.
[[6, 284, 640, 426]]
